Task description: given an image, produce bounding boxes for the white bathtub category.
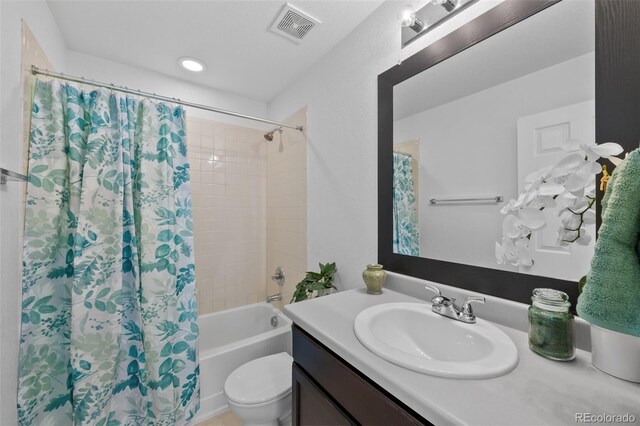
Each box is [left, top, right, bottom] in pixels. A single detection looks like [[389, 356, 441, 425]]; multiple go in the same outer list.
[[193, 302, 292, 423]]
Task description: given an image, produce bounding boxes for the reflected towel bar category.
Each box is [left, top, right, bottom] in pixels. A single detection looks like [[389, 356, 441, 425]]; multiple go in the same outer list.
[[0, 168, 28, 184], [429, 196, 504, 205]]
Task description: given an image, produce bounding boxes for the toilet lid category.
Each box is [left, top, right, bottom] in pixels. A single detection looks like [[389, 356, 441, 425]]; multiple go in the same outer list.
[[224, 352, 293, 405]]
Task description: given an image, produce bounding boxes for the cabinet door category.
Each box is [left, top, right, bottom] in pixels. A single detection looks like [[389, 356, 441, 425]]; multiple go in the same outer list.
[[292, 325, 430, 426], [292, 363, 354, 426]]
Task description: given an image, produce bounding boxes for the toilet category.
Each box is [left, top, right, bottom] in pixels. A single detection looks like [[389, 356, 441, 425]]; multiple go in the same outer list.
[[224, 352, 293, 426]]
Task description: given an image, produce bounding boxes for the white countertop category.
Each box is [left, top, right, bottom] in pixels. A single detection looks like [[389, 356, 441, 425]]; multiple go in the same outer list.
[[284, 288, 640, 426]]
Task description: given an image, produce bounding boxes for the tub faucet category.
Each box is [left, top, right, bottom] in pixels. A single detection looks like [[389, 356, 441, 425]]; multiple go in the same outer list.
[[424, 284, 485, 324], [267, 266, 285, 304], [272, 266, 285, 287], [266, 293, 282, 303]]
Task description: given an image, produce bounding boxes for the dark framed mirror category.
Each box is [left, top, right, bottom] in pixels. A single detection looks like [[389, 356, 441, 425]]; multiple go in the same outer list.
[[378, 0, 640, 306]]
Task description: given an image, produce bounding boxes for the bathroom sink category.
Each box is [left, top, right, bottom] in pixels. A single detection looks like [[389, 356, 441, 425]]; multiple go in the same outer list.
[[354, 302, 518, 379]]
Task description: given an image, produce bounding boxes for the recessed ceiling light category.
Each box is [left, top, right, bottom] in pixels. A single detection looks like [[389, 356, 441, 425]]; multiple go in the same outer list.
[[179, 57, 206, 72]]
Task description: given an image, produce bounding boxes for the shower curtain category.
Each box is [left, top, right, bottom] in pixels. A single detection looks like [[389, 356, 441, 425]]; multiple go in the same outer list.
[[393, 152, 420, 256], [18, 79, 199, 425]]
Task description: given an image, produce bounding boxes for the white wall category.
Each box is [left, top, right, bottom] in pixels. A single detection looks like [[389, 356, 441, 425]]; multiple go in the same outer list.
[[267, 0, 504, 289], [0, 2, 68, 424], [394, 53, 594, 271], [66, 50, 269, 129]]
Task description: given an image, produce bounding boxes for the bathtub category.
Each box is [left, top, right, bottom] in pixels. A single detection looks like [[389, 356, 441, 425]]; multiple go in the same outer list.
[[193, 302, 292, 423]]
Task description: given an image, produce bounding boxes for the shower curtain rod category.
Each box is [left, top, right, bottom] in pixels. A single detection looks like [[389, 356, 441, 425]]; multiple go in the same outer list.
[[31, 66, 303, 132]]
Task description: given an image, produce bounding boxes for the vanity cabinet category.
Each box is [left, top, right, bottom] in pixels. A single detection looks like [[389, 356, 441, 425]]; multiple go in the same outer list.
[[291, 325, 431, 426]]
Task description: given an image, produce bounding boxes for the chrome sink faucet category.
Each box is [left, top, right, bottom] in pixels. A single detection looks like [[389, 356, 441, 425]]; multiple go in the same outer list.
[[424, 284, 485, 324]]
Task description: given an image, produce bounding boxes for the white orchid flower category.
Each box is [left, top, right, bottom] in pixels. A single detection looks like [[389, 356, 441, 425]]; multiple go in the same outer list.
[[557, 228, 579, 246], [564, 161, 602, 192], [502, 208, 546, 239], [500, 199, 517, 215], [582, 209, 596, 224], [532, 196, 557, 210], [501, 238, 519, 265], [496, 141, 623, 268], [575, 232, 592, 246], [519, 208, 546, 229], [584, 142, 624, 159], [496, 236, 534, 267], [561, 141, 623, 160]]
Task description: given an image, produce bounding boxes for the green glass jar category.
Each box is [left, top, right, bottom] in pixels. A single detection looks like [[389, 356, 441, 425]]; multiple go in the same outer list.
[[528, 288, 575, 361]]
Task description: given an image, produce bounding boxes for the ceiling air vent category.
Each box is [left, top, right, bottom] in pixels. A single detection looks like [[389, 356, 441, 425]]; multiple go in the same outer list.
[[270, 3, 321, 43]]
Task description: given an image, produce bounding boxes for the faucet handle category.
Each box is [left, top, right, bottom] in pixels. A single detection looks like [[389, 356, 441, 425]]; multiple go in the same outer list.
[[272, 266, 285, 287], [461, 296, 485, 318], [424, 285, 444, 305]]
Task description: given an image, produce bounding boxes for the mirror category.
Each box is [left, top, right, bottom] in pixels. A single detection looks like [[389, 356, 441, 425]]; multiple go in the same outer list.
[[380, 0, 640, 305], [391, 0, 594, 282]]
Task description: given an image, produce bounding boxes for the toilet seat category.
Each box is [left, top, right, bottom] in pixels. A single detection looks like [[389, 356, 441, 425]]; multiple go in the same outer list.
[[224, 352, 293, 405]]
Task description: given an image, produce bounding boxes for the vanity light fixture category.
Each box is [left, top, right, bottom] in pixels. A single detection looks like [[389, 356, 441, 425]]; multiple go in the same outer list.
[[179, 57, 206, 72], [401, 0, 478, 48]]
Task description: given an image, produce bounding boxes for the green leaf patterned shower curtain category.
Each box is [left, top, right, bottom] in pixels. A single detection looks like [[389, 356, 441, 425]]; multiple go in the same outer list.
[[18, 79, 199, 425], [393, 152, 420, 256]]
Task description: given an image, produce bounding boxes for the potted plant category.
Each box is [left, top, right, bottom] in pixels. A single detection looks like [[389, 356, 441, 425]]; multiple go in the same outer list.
[[290, 262, 337, 303]]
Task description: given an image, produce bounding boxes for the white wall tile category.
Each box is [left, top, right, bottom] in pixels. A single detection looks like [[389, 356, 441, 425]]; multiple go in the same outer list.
[[188, 117, 268, 314], [266, 108, 308, 309]]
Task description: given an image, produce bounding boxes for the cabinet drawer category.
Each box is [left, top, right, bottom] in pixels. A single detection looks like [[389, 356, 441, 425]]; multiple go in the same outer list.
[[292, 325, 429, 426]]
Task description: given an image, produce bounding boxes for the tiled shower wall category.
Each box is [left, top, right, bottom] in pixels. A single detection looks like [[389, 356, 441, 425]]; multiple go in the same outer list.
[[187, 117, 268, 314], [19, 23, 54, 274], [188, 107, 308, 315], [266, 107, 308, 308]]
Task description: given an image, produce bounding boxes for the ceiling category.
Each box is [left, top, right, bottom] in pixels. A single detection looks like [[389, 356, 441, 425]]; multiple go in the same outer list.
[[394, 0, 595, 121], [46, 0, 384, 102]]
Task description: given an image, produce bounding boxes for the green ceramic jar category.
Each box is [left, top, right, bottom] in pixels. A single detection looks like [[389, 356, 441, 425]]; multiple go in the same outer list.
[[528, 288, 575, 361], [362, 264, 386, 294]]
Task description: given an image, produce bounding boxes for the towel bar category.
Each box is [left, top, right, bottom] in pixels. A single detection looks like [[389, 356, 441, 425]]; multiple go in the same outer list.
[[0, 168, 28, 184], [429, 196, 504, 205]]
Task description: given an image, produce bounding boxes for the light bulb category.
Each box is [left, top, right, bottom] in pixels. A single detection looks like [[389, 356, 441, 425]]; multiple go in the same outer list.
[[400, 5, 424, 33], [401, 9, 417, 26], [432, 0, 457, 12]]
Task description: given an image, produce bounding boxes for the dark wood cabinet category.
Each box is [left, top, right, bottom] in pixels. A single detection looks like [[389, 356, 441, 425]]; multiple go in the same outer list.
[[292, 363, 354, 425], [291, 325, 431, 426]]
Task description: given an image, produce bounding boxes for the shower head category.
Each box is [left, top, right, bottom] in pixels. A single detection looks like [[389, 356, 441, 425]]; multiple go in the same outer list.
[[264, 127, 283, 141]]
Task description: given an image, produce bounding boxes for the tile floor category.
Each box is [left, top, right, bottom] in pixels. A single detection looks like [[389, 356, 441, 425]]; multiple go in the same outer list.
[[196, 410, 242, 426]]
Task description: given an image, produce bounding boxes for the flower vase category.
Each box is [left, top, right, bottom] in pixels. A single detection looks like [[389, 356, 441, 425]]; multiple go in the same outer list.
[[363, 264, 386, 295]]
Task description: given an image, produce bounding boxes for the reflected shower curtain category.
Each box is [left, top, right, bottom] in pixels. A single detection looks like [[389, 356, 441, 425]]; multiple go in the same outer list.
[[393, 152, 420, 256], [18, 79, 199, 425]]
